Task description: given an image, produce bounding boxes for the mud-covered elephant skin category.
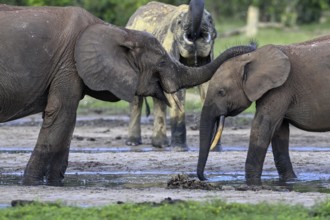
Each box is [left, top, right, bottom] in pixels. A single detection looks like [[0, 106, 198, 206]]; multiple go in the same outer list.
[[197, 35, 330, 185], [125, 0, 217, 150], [0, 5, 255, 186]]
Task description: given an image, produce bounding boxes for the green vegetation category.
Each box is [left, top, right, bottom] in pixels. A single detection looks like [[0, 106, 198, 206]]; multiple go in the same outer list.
[[207, 0, 329, 25], [215, 20, 330, 54], [0, 200, 329, 220], [4, 1, 330, 26], [78, 96, 129, 115]]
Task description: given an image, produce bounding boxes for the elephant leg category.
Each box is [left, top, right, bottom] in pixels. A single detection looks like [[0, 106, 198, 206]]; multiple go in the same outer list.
[[169, 89, 187, 150], [271, 120, 297, 181], [245, 114, 273, 185], [23, 75, 82, 186], [126, 96, 143, 146], [198, 82, 209, 105], [151, 97, 168, 148]]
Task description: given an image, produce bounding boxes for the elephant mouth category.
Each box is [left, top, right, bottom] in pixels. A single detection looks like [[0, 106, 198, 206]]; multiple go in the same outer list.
[[178, 44, 212, 59], [155, 82, 183, 111], [155, 87, 171, 107], [160, 92, 184, 112], [183, 32, 212, 45], [179, 31, 213, 59], [228, 107, 247, 117], [210, 115, 225, 151]]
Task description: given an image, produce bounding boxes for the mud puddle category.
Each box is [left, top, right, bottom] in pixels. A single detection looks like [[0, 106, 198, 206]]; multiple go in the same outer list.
[[1, 171, 329, 193], [0, 171, 172, 188]]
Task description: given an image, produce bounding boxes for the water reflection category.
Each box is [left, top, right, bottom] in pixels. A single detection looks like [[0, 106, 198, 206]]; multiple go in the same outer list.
[[208, 172, 330, 193], [1, 146, 330, 154]]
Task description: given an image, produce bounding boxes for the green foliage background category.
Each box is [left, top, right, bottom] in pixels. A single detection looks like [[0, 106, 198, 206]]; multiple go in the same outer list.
[[2, 0, 330, 26]]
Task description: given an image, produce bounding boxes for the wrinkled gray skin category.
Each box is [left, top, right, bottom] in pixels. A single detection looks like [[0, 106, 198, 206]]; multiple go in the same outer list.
[[0, 5, 253, 186], [125, 0, 217, 149], [198, 35, 330, 185]]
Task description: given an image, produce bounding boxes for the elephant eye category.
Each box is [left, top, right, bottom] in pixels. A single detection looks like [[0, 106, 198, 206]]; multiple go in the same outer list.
[[158, 60, 166, 67], [208, 16, 213, 24], [218, 89, 226, 97]]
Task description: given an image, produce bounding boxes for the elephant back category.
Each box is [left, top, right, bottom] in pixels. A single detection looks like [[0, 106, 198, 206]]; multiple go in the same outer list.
[[126, 2, 188, 53], [126, 2, 178, 33]]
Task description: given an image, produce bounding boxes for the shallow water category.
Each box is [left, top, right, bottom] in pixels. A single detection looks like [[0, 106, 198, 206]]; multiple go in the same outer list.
[[1, 171, 329, 193], [208, 172, 330, 193], [0, 146, 329, 153]]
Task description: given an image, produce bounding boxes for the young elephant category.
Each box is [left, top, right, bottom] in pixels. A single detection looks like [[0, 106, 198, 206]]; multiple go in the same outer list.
[[0, 5, 254, 185], [197, 35, 330, 185], [125, 0, 217, 150]]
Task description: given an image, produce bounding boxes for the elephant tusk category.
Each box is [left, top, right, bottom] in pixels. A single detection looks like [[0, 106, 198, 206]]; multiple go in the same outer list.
[[171, 93, 184, 112], [210, 115, 225, 150], [183, 33, 194, 45]]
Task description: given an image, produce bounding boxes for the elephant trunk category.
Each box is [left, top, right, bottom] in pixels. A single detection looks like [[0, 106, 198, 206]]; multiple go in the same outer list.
[[186, 0, 204, 42], [197, 106, 226, 180], [197, 106, 217, 180], [176, 44, 256, 90]]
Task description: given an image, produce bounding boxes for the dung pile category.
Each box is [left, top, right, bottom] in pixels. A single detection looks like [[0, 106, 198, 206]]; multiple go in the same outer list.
[[167, 174, 291, 192], [167, 174, 222, 190]]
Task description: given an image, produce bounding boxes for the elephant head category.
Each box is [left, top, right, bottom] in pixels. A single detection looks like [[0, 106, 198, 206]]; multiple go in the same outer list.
[[197, 45, 291, 181], [74, 24, 255, 106], [170, 0, 217, 64]]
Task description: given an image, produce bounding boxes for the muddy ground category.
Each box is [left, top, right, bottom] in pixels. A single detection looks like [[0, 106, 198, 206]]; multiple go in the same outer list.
[[0, 113, 329, 207]]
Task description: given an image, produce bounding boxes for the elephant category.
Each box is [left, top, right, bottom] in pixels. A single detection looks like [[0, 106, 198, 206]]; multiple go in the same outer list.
[[197, 35, 330, 185], [0, 5, 255, 185], [125, 0, 217, 150]]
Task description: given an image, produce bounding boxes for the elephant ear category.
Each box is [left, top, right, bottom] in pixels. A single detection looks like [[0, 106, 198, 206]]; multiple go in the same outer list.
[[241, 45, 291, 101], [74, 24, 138, 102]]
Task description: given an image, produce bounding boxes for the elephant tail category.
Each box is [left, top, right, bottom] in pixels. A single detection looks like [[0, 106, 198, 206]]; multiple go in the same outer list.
[[144, 97, 151, 117]]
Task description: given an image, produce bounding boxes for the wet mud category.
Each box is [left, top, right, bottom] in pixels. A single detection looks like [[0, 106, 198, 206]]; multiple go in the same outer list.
[[0, 113, 329, 207]]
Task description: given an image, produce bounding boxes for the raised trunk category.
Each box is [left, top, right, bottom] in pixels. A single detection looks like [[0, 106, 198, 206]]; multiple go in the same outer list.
[[176, 44, 256, 91], [197, 106, 217, 180], [187, 0, 204, 41]]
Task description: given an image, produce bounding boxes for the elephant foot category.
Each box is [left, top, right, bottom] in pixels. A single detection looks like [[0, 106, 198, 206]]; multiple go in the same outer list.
[[23, 171, 65, 186], [236, 184, 266, 191], [22, 174, 44, 186], [46, 168, 66, 186], [245, 178, 262, 186], [46, 179, 64, 186], [170, 143, 188, 152], [279, 171, 297, 182], [151, 136, 169, 148], [126, 137, 142, 146], [170, 136, 188, 151], [23, 151, 47, 185]]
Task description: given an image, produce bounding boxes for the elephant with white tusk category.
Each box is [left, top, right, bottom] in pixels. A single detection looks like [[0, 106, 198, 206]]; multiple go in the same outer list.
[[125, 0, 217, 150], [0, 5, 255, 185], [197, 35, 330, 185]]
